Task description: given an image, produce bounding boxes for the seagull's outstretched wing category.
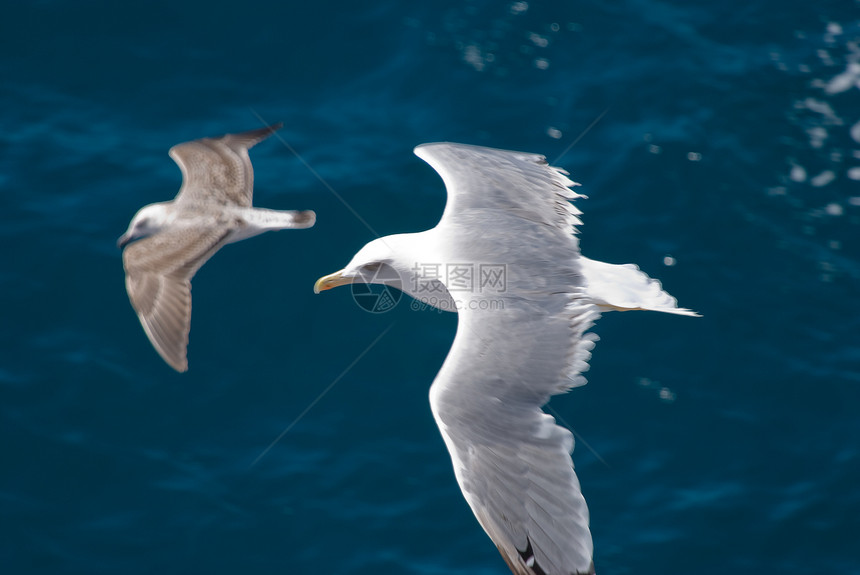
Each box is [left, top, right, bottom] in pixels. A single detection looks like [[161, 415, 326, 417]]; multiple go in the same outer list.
[[431, 305, 598, 575], [169, 123, 283, 208], [415, 142, 584, 237], [122, 227, 230, 372], [416, 143, 597, 575]]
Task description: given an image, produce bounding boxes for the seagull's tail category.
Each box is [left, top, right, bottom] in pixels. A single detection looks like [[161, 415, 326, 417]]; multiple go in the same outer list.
[[578, 256, 700, 317], [284, 210, 316, 229], [246, 208, 316, 231]]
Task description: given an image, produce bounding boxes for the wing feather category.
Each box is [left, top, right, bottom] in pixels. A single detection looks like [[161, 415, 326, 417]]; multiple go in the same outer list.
[[169, 124, 282, 207], [122, 227, 230, 372], [431, 311, 597, 575]]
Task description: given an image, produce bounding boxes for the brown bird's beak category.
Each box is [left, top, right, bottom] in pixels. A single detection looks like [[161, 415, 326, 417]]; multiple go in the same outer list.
[[117, 232, 131, 249]]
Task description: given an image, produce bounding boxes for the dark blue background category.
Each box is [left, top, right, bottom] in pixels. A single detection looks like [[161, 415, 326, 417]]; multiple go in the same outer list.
[[2, 1, 858, 573]]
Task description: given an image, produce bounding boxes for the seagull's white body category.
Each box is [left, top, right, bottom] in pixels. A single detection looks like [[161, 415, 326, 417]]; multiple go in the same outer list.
[[316, 142, 697, 575], [119, 124, 315, 372]]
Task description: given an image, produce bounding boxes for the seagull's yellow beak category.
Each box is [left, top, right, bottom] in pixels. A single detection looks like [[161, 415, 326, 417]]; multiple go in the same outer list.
[[314, 269, 353, 294]]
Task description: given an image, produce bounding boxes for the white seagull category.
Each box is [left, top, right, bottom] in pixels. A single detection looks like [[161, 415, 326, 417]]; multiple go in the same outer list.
[[119, 124, 315, 372], [314, 143, 698, 575]]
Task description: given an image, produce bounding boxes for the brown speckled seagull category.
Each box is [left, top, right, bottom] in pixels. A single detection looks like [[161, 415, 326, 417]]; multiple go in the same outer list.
[[118, 124, 315, 372]]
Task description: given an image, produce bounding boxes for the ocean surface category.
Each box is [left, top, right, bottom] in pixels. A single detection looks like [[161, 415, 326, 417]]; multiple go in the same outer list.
[[2, 1, 859, 573]]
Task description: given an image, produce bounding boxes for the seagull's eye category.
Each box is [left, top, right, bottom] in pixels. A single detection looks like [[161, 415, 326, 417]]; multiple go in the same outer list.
[[362, 262, 382, 273]]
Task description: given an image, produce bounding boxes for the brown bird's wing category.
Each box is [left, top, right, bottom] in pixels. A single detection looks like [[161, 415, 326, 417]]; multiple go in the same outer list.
[[122, 226, 230, 372], [168, 123, 283, 208]]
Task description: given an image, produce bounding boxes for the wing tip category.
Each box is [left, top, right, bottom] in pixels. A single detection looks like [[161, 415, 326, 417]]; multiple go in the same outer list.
[[414, 141, 450, 159], [414, 142, 582, 191], [227, 122, 283, 149], [165, 355, 189, 373], [141, 319, 190, 373], [668, 307, 702, 317], [170, 123, 284, 156], [138, 320, 190, 373]]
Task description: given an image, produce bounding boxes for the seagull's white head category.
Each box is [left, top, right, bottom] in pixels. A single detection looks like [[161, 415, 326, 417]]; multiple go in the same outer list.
[[314, 233, 432, 295], [117, 202, 172, 248]]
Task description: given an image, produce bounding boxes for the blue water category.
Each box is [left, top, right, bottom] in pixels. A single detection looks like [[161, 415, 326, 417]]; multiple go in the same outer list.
[[2, 1, 859, 573]]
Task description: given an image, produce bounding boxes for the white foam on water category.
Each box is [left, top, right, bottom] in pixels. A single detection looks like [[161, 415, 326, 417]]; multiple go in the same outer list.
[[824, 202, 844, 216], [810, 170, 836, 187], [850, 121, 860, 144], [825, 61, 860, 94], [790, 164, 807, 182]]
